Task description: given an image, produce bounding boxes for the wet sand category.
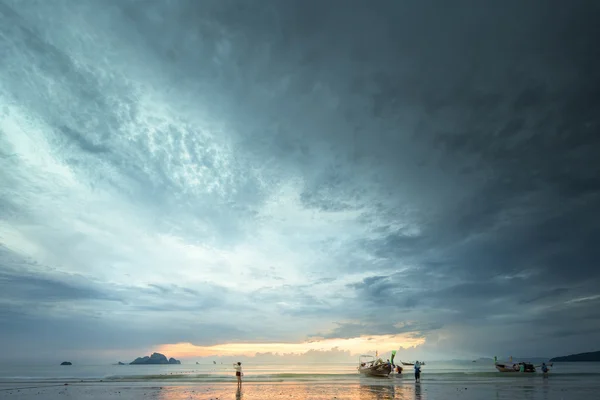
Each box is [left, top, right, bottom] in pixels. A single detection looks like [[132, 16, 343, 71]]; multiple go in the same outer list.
[[1, 379, 594, 400], [0, 382, 446, 400]]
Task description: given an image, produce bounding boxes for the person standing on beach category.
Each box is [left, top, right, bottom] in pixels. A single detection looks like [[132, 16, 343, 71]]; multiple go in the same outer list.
[[233, 362, 243, 386], [414, 361, 421, 382]]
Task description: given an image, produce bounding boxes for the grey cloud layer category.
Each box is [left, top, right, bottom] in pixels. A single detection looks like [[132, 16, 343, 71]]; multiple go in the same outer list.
[[1, 0, 600, 360]]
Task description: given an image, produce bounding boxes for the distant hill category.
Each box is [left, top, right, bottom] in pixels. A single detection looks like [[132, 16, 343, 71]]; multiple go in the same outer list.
[[493, 357, 549, 364], [550, 351, 600, 362], [514, 357, 549, 364]]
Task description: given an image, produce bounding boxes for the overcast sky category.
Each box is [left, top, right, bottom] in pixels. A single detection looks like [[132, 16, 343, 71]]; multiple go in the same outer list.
[[1, 0, 599, 364]]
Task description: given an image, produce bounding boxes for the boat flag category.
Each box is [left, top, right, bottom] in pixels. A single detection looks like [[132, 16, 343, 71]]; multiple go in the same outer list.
[[391, 350, 396, 365]]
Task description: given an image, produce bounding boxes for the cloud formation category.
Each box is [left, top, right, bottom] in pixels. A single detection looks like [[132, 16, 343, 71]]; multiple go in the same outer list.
[[158, 333, 424, 360], [1, 0, 600, 362]]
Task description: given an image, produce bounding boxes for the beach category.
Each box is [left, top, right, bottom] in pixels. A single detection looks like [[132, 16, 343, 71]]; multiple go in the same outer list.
[[1, 362, 599, 399], [1, 379, 598, 400]]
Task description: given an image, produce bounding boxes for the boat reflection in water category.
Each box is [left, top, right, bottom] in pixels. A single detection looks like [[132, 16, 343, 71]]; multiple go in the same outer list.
[[359, 382, 426, 400], [359, 383, 396, 400]]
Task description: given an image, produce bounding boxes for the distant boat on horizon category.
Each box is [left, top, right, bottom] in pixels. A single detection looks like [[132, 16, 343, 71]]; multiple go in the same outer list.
[[400, 361, 425, 366]]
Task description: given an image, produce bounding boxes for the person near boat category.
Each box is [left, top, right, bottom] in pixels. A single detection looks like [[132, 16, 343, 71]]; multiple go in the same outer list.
[[414, 360, 421, 382]]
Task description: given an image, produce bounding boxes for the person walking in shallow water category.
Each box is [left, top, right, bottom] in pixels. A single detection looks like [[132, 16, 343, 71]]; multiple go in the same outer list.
[[414, 360, 421, 382], [234, 362, 243, 386], [541, 362, 549, 378]]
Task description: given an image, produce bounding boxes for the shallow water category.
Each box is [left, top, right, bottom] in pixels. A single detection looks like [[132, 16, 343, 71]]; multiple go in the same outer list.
[[1, 362, 598, 384], [1, 379, 598, 400], [1, 362, 599, 400]]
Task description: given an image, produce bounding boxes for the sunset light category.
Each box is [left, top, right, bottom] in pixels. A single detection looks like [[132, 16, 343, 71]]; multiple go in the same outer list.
[[157, 334, 426, 359]]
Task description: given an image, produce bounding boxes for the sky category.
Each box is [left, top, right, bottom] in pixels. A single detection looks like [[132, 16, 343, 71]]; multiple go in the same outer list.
[[1, 0, 600, 364]]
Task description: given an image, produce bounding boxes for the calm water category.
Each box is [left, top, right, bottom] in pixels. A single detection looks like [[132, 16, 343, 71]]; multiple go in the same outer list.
[[0, 361, 598, 384], [1, 363, 599, 399]]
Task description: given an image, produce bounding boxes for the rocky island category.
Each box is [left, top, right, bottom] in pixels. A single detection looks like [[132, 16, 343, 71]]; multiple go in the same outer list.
[[130, 352, 181, 365], [550, 351, 600, 362], [60, 361, 72, 365]]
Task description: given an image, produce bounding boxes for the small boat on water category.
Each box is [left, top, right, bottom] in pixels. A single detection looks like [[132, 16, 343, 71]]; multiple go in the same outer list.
[[357, 355, 392, 377], [400, 361, 425, 366], [495, 361, 536, 372], [494, 356, 551, 373]]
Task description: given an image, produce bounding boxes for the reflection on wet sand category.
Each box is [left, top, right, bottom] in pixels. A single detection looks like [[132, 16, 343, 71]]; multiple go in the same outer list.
[[359, 383, 396, 399], [2, 378, 595, 400], [154, 382, 429, 400], [415, 383, 422, 399], [359, 382, 426, 400]]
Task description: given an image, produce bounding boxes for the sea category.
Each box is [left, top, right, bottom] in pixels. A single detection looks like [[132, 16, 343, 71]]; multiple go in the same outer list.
[[1, 361, 599, 399]]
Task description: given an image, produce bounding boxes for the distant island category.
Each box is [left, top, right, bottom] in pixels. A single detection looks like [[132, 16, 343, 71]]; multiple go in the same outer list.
[[550, 351, 600, 362], [60, 361, 72, 365], [130, 352, 181, 365]]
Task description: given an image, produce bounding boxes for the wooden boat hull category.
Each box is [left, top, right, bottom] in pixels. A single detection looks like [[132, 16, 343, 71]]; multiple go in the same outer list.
[[358, 364, 392, 377], [495, 363, 536, 373], [495, 364, 518, 372]]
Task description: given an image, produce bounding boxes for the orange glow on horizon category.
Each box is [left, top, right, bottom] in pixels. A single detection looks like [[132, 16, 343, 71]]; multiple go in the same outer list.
[[156, 334, 425, 358]]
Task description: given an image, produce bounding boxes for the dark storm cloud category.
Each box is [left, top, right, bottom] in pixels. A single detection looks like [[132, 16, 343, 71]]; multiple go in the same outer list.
[[238, 0, 600, 354], [58, 125, 111, 154], [0, 250, 253, 360], [312, 321, 442, 340], [0, 246, 117, 303], [2, 0, 600, 359], [0, 307, 248, 362], [0, 270, 116, 302], [518, 288, 570, 305]]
